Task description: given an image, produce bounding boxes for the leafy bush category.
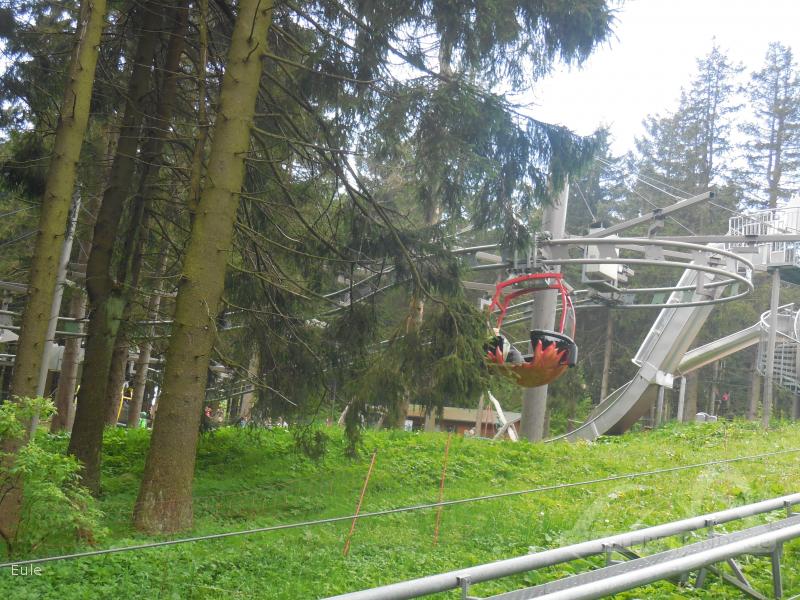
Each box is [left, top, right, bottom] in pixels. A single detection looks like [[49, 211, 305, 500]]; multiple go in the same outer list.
[[292, 425, 330, 461], [0, 397, 106, 558]]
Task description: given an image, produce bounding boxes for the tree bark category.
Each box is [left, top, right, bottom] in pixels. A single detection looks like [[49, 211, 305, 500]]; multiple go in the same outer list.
[[104, 2, 189, 427], [50, 124, 114, 433], [50, 292, 86, 433], [1, 0, 107, 549], [187, 0, 209, 221], [234, 352, 258, 422], [134, 0, 274, 534], [127, 254, 169, 427], [104, 343, 128, 426], [68, 0, 164, 493], [423, 409, 436, 432], [8, 0, 107, 401]]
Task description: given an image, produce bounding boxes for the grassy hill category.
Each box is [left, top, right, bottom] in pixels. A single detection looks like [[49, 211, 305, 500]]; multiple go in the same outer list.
[[3, 421, 800, 599]]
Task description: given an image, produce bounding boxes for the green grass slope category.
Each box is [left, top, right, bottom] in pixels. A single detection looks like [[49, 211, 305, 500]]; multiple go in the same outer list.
[[2, 421, 800, 599]]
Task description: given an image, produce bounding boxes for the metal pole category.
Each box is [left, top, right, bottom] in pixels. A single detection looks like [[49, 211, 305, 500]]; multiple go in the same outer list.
[[520, 180, 568, 442], [36, 190, 81, 398], [585, 192, 711, 238], [655, 386, 665, 427], [763, 268, 780, 429], [676, 377, 686, 423]]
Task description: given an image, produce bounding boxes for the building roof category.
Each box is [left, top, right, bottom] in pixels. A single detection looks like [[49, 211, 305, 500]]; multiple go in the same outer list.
[[407, 404, 521, 424]]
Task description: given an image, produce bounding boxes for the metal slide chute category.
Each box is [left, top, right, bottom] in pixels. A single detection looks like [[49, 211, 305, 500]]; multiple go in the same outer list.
[[677, 324, 762, 375], [549, 266, 725, 442]]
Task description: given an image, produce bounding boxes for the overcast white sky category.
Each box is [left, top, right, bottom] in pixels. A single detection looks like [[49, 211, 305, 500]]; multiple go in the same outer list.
[[524, 0, 800, 155]]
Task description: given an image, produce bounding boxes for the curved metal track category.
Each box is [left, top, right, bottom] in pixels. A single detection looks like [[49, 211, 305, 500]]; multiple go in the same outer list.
[[547, 262, 739, 442]]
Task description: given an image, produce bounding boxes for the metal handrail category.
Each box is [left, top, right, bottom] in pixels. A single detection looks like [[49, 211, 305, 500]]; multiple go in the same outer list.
[[325, 493, 800, 600]]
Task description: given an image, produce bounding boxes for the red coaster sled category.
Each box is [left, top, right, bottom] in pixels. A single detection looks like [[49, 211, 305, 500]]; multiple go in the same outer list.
[[485, 273, 577, 387]]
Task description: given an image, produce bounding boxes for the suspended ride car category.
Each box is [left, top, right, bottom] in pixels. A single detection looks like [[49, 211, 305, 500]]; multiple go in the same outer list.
[[484, 272, 577, 388]]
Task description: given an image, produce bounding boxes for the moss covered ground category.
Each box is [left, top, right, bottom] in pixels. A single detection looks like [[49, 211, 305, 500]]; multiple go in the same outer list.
[[2, 420, 800, 598]]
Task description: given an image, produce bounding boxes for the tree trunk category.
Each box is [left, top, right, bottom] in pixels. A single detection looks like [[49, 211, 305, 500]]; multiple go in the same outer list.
[[134, 0, 274, 534], [104, 342, 128, 426], [34, 190, 81, 407], [50, 125, 113, 433], [1, 0, 107, 547], [105, 2, 189, 428], [234, 352, 258, 422], [187, 0, 209, 221], [50, 292, 86, 433], [68, 0, 164, 493], [127, 255, 169, 427], [423, 409, 436, 432], [8, 0, 106, 401], [391, 295, 426, 429], [566, 393, 577, 432]]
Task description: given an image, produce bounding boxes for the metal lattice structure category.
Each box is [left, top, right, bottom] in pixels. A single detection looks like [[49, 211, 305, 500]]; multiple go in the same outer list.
[[757, 304, 800, 394]]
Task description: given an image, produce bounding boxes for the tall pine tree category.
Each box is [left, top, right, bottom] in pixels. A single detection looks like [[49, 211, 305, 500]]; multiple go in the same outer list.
[[738, 42, 800, 209]]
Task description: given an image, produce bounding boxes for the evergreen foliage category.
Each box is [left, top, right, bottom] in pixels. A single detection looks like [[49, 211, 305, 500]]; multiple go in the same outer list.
[[0, 398, 105, 558], [737, 42, 800, 208]]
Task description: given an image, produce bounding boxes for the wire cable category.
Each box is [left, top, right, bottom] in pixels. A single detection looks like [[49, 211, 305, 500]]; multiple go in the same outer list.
[[0, 230, 36, 249], [4, 446, 800, 568], [0, 205, 35, 219], [592, 157, 696, 234], [597, 157, 800, 236], [574, 181, 596, 222]]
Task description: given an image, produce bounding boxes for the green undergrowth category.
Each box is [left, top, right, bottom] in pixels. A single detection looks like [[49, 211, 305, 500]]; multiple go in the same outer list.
[[3, 420, 800, 598]]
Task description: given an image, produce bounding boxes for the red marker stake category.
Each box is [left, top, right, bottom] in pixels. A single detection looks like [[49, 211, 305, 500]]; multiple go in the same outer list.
[[433, 433, 453, 546], [343, 450, 378, 556]]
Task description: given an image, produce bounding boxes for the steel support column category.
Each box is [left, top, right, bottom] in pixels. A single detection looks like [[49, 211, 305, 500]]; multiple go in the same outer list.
[[763, 268, 781, 429], [520, 180, 568, 442]]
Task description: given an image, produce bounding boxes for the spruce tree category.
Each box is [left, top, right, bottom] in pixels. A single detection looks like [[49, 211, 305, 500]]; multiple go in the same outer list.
[[132, 0, 616, 531], [1, 0, 108, 549], [68, 0, 166, 493], [134, 0, 276, 533], [738, 42, 800, 209]]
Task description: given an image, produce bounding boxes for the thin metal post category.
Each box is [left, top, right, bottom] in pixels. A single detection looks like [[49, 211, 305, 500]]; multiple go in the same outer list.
[[772, 543, 783, 599], [763, 268, 780, 429], [677, 377, 687, 423], [655, 386, 665, 427]]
